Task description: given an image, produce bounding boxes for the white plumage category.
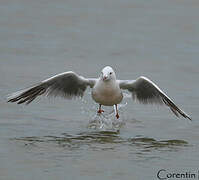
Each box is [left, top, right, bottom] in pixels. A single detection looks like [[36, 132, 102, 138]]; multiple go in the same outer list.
[[8, 66, 191, 120]]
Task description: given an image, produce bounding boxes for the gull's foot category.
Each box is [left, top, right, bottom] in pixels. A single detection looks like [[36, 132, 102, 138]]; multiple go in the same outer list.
[[116, 113, 119, 119], [97, 109, 104, 114]]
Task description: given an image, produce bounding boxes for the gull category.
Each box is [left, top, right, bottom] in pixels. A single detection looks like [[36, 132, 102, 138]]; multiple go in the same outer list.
[[7, 66, 191, 120]]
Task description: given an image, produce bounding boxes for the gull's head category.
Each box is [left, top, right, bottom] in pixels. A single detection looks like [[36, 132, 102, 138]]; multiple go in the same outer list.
[[100, 66, 116, 82]]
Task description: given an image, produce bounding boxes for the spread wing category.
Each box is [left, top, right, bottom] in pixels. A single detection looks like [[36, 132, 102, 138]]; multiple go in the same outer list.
[[8, 71, 96, 105], [118, 76, 191, 120]]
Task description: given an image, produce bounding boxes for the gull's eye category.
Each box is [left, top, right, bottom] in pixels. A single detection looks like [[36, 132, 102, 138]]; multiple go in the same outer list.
[[109, 72, 112, 75]]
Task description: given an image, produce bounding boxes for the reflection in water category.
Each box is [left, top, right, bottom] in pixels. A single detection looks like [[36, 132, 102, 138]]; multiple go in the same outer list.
[[13, 131, 189, 153], [130, 137, 189, 152]]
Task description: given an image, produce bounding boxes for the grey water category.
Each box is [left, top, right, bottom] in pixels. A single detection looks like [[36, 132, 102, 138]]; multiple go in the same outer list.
[[0, 0, 199, 179]]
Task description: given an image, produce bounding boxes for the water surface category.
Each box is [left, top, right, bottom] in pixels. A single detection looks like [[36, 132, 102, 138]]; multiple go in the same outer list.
[[0, 0, 199, 179]]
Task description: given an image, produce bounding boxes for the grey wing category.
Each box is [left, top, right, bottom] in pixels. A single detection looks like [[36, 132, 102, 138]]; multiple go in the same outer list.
[[118, 76, 191, 120], [8, 71, 96, 105]]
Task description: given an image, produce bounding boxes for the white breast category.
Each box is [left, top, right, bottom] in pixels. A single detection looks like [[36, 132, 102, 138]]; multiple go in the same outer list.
[[91, 80, 123, 106]]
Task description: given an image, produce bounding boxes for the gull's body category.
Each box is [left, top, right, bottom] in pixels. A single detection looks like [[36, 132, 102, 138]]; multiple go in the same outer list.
[[92, 78, 123, 106], [8, 66, 191, 120]]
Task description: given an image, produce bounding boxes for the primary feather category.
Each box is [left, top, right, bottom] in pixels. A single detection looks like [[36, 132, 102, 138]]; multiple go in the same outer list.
[[8, 71, 96, 105], [119, 76, 191, 120]]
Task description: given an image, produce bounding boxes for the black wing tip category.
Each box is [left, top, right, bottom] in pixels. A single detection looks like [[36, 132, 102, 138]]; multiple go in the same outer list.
[[178, 109, 192, 121], [7, 98, 29, 105], [181, 115, 192, 121], [174, 109, 192, 121], [184, 114, 192, 121], [188, 117, 192, 121], [7, 98, 18, 103], [7, 86, 45, 105]]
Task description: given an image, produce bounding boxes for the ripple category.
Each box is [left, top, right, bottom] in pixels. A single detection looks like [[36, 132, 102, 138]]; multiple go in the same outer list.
[[129, 137, 189, 152], [12, 132, 189, 153]]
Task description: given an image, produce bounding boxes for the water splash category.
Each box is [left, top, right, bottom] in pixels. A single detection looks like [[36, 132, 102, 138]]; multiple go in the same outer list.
[[80, 99, 127, 131]]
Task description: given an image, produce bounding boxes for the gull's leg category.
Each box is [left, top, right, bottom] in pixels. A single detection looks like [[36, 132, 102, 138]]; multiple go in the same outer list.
[[97, 104, 104, 114], [115, 104, 119, 119]]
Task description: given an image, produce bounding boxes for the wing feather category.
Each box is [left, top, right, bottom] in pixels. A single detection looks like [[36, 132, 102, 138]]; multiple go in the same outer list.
[[8, 72, 96, 105], [119, 76, 191, 120]]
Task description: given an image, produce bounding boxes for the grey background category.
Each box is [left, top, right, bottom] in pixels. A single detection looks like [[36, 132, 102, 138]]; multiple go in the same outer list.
[[0, 0, 198, 179]]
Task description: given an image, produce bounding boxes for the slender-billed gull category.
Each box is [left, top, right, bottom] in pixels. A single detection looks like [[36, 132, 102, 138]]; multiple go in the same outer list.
[[7, 66, 191, 120]]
